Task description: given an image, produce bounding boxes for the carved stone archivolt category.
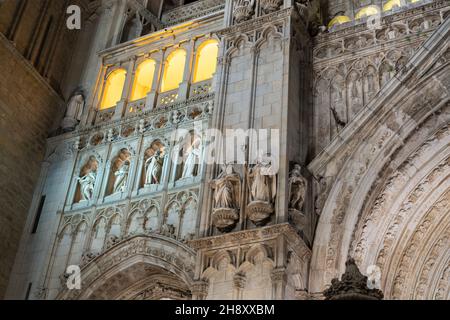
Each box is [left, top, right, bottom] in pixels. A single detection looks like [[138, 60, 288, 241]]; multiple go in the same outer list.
[[308, 18, 450, 298], [246, 155, 277, 226], [57, 235, 196, 300]]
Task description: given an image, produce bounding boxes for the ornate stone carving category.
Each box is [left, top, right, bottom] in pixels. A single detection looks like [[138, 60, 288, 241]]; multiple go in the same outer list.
[[288, 164, 307, 211], [77, 156, 98, 202], [210, 164, 242, 232], [181, 137, 202, 179], [233, 0, 255, 24], [260, 0, 282, 15], [323, 259, 384, 300]]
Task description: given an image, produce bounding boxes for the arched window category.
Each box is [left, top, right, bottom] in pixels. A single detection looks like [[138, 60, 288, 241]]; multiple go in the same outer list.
[[193, 40, 219, 83], [328, 15, 351, 29], [355, 5, 380, 19], [100, 69, 127, 110], [130, 59, 156, 101], [383, 0, 404, 11], [161, 49, 186, 92]]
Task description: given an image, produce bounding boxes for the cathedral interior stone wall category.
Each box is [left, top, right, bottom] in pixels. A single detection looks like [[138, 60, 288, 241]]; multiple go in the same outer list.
[[0, 0, 449, 300]]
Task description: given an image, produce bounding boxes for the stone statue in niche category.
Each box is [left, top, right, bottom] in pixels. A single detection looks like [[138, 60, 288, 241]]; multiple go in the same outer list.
[[288, 164, 308, 230], [210, 164, 242, 232], [77, 156, 98, 202], [145, 149, 164, 186], [182, 138, 201, 179], [112, 149, 131, 194], [233, 0, 255, 24], [62, 92, 84, 132], [246, 154, 277, 226], [288, 165, 308, 212]]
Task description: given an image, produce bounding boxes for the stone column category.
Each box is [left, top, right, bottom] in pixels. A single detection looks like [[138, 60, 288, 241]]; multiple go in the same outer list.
[[113, 58, 136, 120], [271, 268, 287, 300], [178, 40, 195, 101], [145, 52, 163, 111], [233, 272, 246, 300]]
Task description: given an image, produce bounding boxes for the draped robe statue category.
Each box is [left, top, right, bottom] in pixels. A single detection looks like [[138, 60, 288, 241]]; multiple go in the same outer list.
[[62, 93, 84, 132], [211, 164, 241, 209], [145, 150, 164, 185], [78, 171, 96, 201], [113, 161, 130, 193], [247, 156, 277, 203], [288, 164, 308, 212]]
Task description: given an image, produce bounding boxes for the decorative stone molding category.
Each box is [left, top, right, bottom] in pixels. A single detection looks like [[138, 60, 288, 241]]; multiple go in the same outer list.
[[162, 0, 225, 26], [58, 234, 196, 300]]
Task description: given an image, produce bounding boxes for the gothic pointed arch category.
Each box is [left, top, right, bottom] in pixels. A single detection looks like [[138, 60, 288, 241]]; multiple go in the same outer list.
[[309, 22, 450, 299], [57, 235, 196, 300]]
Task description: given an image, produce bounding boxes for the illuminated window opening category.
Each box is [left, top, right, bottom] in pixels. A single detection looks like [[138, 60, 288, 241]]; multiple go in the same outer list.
[[100, 69, 127, 110], [130, 59, 156, 101], [328, 15, 351, 29], [355, 5, 380, 19], [383, 0, 404, 11], [193, 40, 219, 83], [161, 49, 187, 92]]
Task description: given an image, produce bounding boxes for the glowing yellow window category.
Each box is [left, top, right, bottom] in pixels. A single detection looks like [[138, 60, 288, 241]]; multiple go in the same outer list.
[[160, 49, 186, 92], [355, 5, 380, 19], [130, 59, 156, 101], [193, 40, 219, 83], [100, 69, 127, 110], [328, 15, 351, 29], [383, 0, 403, 11]]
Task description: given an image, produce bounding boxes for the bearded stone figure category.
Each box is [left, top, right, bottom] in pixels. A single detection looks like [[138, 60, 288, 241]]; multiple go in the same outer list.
[[145, 149, 164, 185], [211, 164, 241, 209], [113, 161, 130, 193], [78, 156, 98, 202], [248, 156, 277, 203], [111, 149, 131, 194], [210, 164, 241, 232]]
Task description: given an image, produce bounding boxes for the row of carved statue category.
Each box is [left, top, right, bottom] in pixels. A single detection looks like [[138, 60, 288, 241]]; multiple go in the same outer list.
[[209, 158, 308, 232], [75, 136, 203, 203]]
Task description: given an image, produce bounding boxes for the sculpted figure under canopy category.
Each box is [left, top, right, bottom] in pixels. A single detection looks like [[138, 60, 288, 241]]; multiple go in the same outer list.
[[288, 164, 308, 212], [182, 138, 201, 179], [145, 149, 164, 185], [78, 156, 98, 201], [210, 164, 241, 209], [247, 155, 277, 203], [112, 149, 131, 194]]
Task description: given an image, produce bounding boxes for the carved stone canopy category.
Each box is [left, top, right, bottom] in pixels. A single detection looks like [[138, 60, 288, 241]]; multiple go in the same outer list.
[[323, 259, 384, 300]]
